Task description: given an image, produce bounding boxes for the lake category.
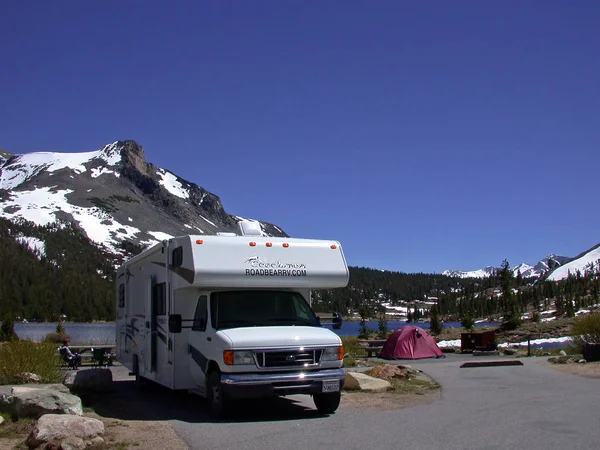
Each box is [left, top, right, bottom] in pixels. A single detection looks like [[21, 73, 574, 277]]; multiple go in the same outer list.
[[13, 320, 501, 344]]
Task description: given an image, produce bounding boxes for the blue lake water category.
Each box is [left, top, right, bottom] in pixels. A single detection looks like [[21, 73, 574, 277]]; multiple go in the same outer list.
[[14, 322, 116, 345], [12, 320, 502, 344]]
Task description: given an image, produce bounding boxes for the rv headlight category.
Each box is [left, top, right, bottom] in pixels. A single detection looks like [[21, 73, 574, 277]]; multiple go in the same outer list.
[[223, 350, 255, 365], [322, 346, 344, 361]]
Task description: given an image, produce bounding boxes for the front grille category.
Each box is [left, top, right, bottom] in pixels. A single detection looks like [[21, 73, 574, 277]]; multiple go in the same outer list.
[[256, 349, 323, 368]]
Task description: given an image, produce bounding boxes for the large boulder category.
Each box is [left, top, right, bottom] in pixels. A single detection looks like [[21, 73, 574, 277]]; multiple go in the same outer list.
[[366, 364, 410, 381], [63, 369, 113, 394], [27, 414, 104, 449], [11, 389, 83, 419], [344, 372, 392, 392]]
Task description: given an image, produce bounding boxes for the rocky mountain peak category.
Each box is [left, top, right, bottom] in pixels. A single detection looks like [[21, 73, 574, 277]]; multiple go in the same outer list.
[[115, 140, 147, 174]]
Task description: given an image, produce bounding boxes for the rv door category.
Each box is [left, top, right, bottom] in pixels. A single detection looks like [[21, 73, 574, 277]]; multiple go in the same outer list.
[[188, 293, 210, 392], [144, 276, 156, 373]]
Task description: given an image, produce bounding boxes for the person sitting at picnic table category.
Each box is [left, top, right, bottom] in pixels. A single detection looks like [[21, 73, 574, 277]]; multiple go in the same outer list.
[[59, 339, 82, 369]]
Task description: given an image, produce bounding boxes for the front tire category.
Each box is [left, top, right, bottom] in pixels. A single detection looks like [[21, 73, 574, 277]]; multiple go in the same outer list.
[[313, 391, 341, 414], [207, 370, 229, 419]]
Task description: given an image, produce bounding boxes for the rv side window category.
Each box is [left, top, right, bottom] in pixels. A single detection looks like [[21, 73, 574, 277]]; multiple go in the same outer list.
[[153, 282, 167, 315], [172, 246, 183, 268], [118, 284, 125, 308], [192, 295, 208, 332]]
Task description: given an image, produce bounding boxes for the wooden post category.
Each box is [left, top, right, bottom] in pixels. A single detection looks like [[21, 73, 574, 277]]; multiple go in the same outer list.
[[527, 335, 531, 357]]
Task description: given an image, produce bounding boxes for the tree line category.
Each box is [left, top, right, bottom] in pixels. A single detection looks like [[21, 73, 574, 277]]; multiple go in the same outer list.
[[1, 217, 598, 327]]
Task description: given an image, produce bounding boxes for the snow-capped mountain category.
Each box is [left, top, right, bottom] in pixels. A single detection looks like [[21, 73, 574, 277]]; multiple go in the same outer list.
[[547, 244, 600, 281], [442, 266, 498, 279], [443, 254, 572, 280], [0, 140, 287, 256]]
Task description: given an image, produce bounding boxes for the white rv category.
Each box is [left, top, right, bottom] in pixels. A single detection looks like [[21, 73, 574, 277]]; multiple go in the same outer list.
[[115, 222, 349, 417]]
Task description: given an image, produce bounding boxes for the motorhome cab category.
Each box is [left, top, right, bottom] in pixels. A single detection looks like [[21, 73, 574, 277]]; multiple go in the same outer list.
[[115, 222, 349, 417]]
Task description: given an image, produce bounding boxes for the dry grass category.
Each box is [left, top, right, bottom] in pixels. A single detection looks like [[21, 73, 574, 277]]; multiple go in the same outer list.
[[0, 340, 63, 385]]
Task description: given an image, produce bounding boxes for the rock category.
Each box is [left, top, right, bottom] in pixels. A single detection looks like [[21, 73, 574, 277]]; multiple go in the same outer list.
[[64, 369, 113, 394], [59, 436, 87, 450], [12, 384, 70, 395], [88, 436, 105, 446], [12, 389, 83, 419], [559, 350, 567, 356], [27, 414, 104, 449], [578, 359, 587, 364], [17, 372, 41, 383], [344, 372, 392, 392], [366, 364, 409, 381], [503, 348, 517, 355], [0, 393, 13, 414]]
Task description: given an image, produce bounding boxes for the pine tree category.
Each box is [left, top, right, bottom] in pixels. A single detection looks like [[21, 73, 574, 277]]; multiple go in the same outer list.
[[429, 305, 443, 335], [499, 259, 521, 330]]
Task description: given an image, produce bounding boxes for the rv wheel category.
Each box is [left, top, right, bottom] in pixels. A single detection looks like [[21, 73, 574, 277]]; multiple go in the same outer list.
[[207, 370, 229, 419], [313, 391, 341, 415]]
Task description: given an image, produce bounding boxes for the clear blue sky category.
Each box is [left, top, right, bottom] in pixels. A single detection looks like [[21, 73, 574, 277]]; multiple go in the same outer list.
[[1, 1, 599, 274]]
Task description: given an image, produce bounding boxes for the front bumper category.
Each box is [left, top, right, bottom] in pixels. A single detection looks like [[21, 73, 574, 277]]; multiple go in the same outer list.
[[220, 368, 345, 399]]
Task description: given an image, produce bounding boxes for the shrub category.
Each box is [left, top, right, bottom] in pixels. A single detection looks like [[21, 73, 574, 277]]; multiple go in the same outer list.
[[461, 314, 474, 330], [0, 340, 63, 385], [341, 336, 359, 367], [44, 332, 71, 344], [377, 314, 388, 339], [570, 313, 600, 352], [429, 306, 443, 335]]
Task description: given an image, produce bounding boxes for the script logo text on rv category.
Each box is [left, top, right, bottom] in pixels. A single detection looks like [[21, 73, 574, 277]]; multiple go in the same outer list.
[[244, 256, 307, 277]]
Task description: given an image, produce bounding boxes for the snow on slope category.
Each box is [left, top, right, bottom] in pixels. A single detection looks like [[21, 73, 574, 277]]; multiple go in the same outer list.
[[0, 142, 121, 190], [2, 186, 141, 252], [16, 236, 46, 259], [0, 141, 285, 254], [442, 266, 497, 278], [156, 168, 189, 199], [547, 245, 600, 281]]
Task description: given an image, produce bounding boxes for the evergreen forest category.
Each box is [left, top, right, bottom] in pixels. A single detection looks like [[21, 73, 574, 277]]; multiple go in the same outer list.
[[1, 217, 599, 325]]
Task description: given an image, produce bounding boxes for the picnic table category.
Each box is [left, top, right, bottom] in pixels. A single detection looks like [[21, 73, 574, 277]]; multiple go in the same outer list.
[[356, 339, 387, 357]]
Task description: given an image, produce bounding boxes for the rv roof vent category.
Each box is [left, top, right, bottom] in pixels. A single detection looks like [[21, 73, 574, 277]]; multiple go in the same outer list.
[[216, 232, 237, 237], [239, 220, 263, 236]]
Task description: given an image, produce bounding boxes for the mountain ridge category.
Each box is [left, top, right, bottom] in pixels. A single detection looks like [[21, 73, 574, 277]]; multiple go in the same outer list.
[[0, 140, 287, 258]]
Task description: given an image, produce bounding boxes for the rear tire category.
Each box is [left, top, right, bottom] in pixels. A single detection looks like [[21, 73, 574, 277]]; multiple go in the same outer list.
[[313, 391, 341, 414], [207, 370, 230, 419]]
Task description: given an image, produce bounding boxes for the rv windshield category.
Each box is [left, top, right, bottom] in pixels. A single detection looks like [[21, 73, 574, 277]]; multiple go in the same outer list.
[[210, 290, 320, 329]]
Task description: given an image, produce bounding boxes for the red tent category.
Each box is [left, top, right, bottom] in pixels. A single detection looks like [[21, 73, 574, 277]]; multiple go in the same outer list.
[[379, 326, 444, 360]]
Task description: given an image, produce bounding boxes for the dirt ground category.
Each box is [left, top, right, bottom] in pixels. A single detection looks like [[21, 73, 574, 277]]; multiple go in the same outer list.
[[90, 415, 189, 449], [543, 359, 600, 379], [0, 368, 441, 449]]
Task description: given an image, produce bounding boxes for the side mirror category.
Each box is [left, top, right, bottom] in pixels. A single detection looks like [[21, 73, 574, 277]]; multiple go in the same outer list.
[[168, 314, 182, 333]]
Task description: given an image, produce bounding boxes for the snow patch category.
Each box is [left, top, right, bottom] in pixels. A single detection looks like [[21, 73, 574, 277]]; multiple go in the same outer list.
[[147, 231, 173, 241], [16, 236, 46, 258], [199, 215, 217, 227], [156, 168, 189, 199], [90, 167, 116, 178]]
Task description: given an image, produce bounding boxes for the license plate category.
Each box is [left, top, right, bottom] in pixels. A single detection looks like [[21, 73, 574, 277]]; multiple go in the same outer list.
[[322, 379, 340, 393]]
